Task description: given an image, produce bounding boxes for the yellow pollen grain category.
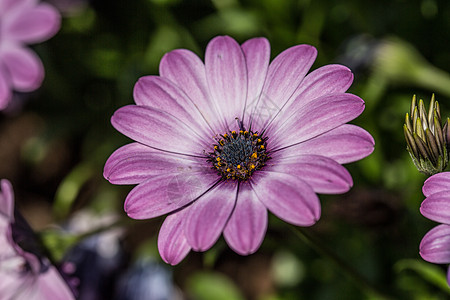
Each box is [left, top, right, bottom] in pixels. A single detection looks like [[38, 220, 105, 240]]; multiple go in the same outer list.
[[253, 134, 258, 137], [260, 145, 265, 149], [232, 131, 236, 135], [223, 134, 228, 138], [250, 164, 255, 170], [237, 165, 242, 169], [240, 130, 244, 134], [217, 162, 222, 166], [216, 157, 221, 161], [226, 168, 231, 172], [251, 153, 257, 159], [257, 139, 262, 143], [244, 131, 249, 135]]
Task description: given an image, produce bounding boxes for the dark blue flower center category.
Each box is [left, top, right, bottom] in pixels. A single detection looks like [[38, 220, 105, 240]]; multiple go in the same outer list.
[[208, 129, 269, 181]]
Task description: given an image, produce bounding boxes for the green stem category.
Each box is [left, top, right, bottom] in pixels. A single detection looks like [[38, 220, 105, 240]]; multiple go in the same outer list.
[[291, 226, 394, 299]]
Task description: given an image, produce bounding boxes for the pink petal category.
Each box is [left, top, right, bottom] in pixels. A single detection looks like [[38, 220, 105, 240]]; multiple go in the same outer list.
[[205, 36, 247, 127], [268, 154, 353, 194], [3, 3, 60, 44], [0, 68, 12, 110], [125, 172, 218, 219], [241, 38, 270, 122], [269, 93, 365, 150], [251, 171, 320, 226], [0, 179, 14, 220], [184, 181, 238, 251], [279, 124, 375, 164], [133, 76, 212, 135], [420, 191, 450, 224], [34, 266, 75, 299], [111, 105, 208, 156], [159, 48, 222, 127], [420, 224, 450, 264], [284, 64, 354, 112], [256, 44, 317, 128], [104, 143, 209, 185], [158, 209, 191, 265], [223, 182, 267, 255], [1, 47, 44, 92], [423, 172, 450, 197], [0, 0, 34, 15]]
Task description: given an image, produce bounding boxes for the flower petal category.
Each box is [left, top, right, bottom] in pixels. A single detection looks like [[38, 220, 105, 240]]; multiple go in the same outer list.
[[0, 68, 11, 110], [125, 172, 218, 219], [133, 76, 212, 135], [254, 44, 317, 128], [3, 3, 60, 44], [158, 209, 191, 265], [223, 182, 267, 255], [185, 181, 238, 252], [1, 47, 44, 92], [205, 36, 247, 127], [35, 266, 75, 300], [420, 191, 450, 224], [279, 124, 375, 164], [420, 224, 450, 264], [423, 172, 450, 197], [0, 179, 14, 220], [241, 38, 270, 121], [251, 172, 320, 226], [269, 93, 365, 150], [284, 64, 354, 112], [159, 49, 220, 130], [111, 105, 208, 156], [268, 154, 353, 194], [104, 143, 210, 185]]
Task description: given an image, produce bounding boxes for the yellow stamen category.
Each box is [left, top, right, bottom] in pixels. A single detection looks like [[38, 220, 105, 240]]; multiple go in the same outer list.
[[237, 165, 242, 169], [260, 145, 265, 150], [251, 152, 257, 159]]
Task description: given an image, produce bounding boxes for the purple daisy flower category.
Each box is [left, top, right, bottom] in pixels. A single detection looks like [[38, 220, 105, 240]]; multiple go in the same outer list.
[[0, 179, 75, 299], [0, 0, 60, 110], [104, 36, 374, 265], [420, 172, 450, 285]]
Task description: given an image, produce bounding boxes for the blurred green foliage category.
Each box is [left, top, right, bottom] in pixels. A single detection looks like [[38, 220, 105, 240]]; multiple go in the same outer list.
[[2, 0, 450, 299]]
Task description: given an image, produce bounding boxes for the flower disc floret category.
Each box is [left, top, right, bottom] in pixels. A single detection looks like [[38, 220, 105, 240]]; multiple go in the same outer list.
[[208, 129, 269, 180]]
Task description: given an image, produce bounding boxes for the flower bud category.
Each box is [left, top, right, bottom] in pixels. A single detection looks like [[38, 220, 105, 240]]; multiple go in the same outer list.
[[404, 94, 449, 175]]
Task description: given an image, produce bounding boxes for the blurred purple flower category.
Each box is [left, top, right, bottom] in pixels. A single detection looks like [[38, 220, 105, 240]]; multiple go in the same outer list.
[[0, 0, 60, 110], [0, 179, 75, 299], [420, 172, 450, 285], [104, 36, 374, 265]]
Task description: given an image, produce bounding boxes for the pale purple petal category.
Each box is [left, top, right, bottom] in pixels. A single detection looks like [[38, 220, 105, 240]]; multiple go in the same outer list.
[[159, 48, 222, 126], [185, 182, 238, 251], [223, 182, 267, 255], [423, 172, 450, 197], [251, 172, 320, 226], [111, 105, 209, 156], [279, 124, 375, 164], [420, 191, 450, 224], [255, 44, 317, 127], [205, 36, 247, 126], [133, 76, 212, 134], [0, 179, 14, 220], [125, 172, 218, 219], [241, 38, 270, 120], [158, 209, 191, 265], [268, 154, 353, 194], [3, 3, 60, 44], [0, 68, 11, 110], [0, 0, 34, 16], [283, 64, 354, 112], [1, 47, 43, 92], [104, 143, 209, 185], [34, 266, 75, 300], [420, 224, 450, 264], [269, 93, 365, 150]]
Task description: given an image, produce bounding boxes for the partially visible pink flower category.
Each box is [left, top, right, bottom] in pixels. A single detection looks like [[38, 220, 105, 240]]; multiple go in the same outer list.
[[104, 36, 375, 265], [0, 179, 75, 299], [0, 0, 60, 110], [419, 172, 450, 285]]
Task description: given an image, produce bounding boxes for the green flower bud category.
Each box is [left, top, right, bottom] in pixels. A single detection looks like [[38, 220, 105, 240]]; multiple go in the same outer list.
[[404, 94, 449, 175]]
